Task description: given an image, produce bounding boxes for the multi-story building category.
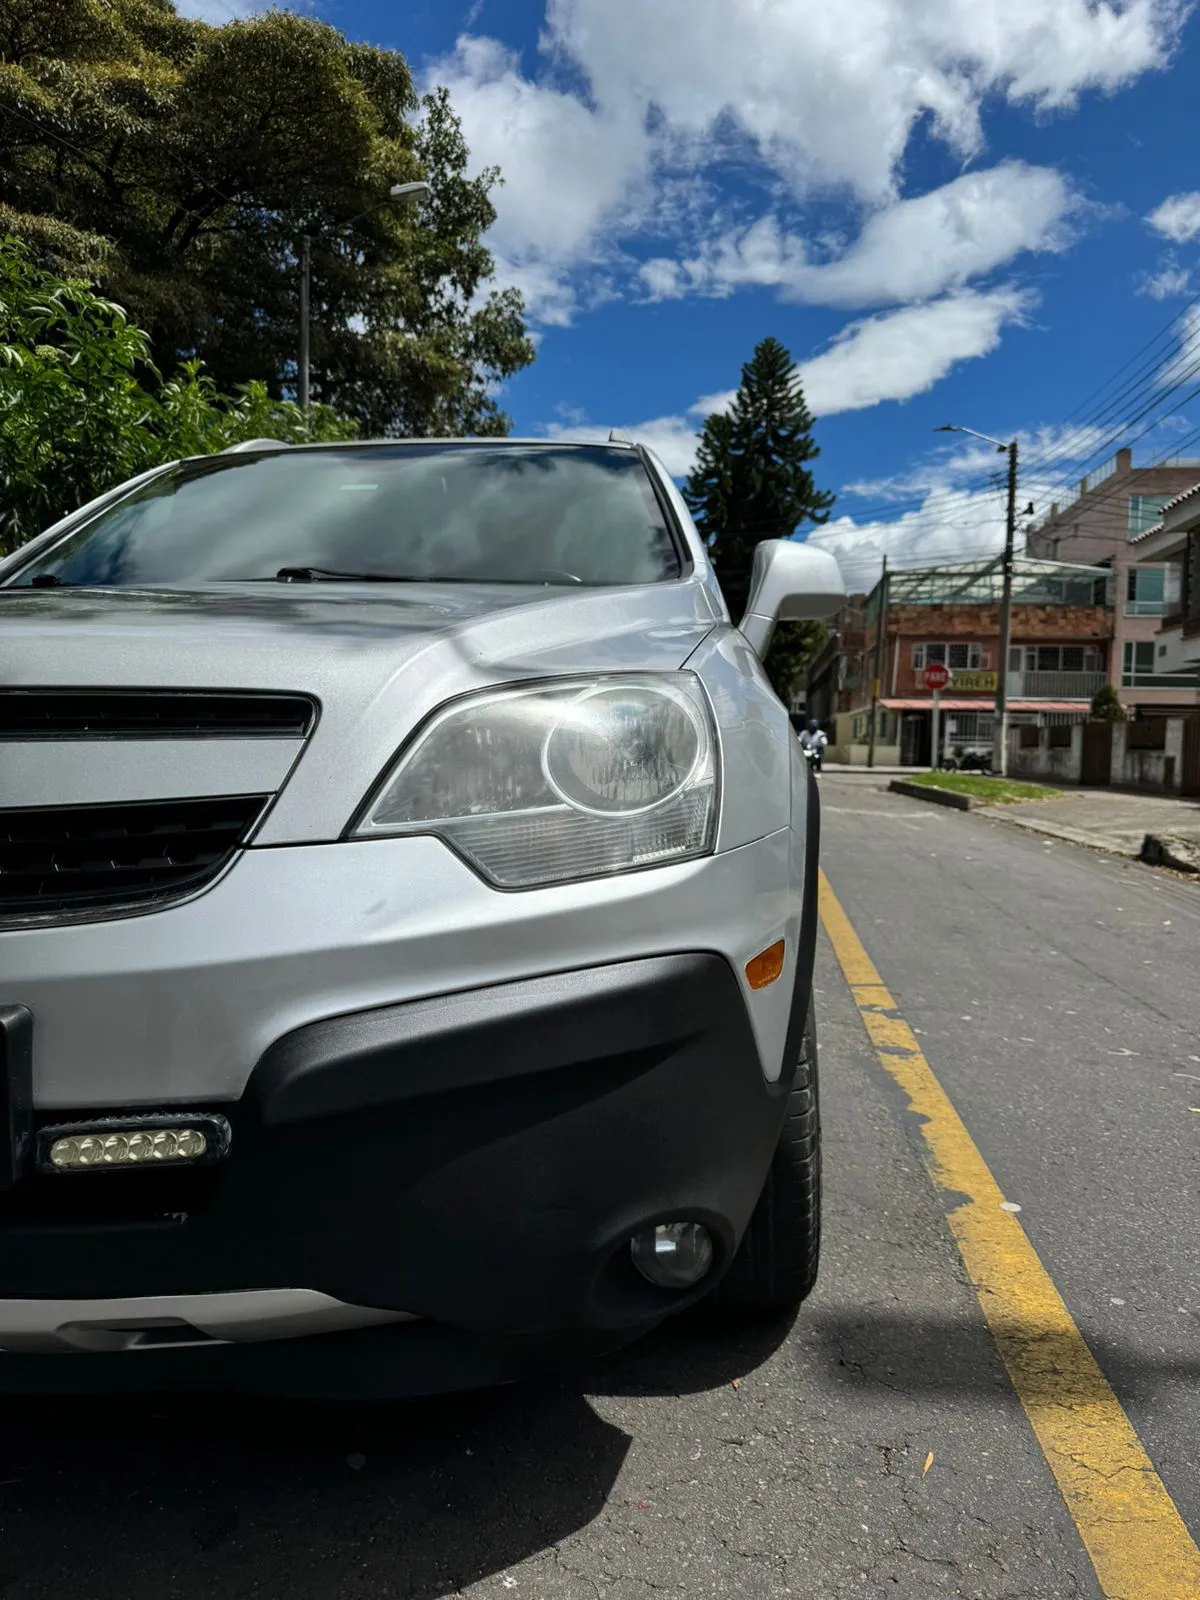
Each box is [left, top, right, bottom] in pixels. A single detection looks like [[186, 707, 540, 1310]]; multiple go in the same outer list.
[[819, 557, 1112, 766], [1129, 482, 1200, 794], [1028, 447, 1200, 714], [805, 596, 867, 730]]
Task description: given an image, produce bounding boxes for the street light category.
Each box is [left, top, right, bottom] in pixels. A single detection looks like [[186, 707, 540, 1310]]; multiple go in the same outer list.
[[298, 181, 433, 413], [934, 423, 1020, 776]]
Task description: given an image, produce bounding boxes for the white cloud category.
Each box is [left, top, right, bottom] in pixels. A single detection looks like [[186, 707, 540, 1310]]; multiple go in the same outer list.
[[842, 422, 1112, 505], [543, 414, 703, 476], [428, 0, 1183, 329], [807, 500, 1005, 592], [1140, 262, 1193, 300], [641, 165, 1075, 309], [546, 288, 1029, 477], [429, 36, 650, 325], [798, 290, 1031, 416], [547, 0, 1182, 202], [487, 255, 580, 328], [1157, 304, 1200, 387], [1147, 191, 1200, 243]]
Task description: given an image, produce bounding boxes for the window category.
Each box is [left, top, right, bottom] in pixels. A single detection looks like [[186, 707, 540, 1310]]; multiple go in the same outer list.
[[1128, 495, 1170, 538], [1048, 725, 1073, 749], [1127, 718, 1167, 751], [5, 445, 683, 589], [1125, 641, 1154, 678], [912, 642, 985, 670], [1011, 645, 1100, 673], [945, 713, 994, 743], [1126, 566, 1167, 616], [851, 710, 893, 743], [1121, 640, 1199, 688]]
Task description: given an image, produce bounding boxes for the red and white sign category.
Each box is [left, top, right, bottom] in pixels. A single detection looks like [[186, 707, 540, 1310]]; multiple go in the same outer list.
[[922, 663, 952, 691]]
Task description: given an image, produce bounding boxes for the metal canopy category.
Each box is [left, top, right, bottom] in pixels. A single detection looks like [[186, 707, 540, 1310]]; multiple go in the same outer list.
[[880, 556, 1111, 608]]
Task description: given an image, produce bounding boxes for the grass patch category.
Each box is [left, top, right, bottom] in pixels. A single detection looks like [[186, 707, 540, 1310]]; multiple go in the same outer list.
[[909, 772, 1061, 805]]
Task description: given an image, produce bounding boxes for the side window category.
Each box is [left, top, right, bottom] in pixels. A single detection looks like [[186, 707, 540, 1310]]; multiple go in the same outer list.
[[1128, 496, 1170, 537]]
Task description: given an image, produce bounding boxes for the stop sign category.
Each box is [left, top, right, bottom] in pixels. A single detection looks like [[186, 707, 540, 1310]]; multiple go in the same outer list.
[[922, 662, 951, 691]]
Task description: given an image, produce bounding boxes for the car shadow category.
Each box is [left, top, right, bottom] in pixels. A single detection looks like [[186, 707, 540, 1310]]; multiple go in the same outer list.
[[0, 1312, 794, 1599], [806, 1305, 1200, 1409]]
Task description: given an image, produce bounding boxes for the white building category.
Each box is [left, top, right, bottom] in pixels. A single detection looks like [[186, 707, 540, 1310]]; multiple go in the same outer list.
[[1130, 481, 1200, 677]]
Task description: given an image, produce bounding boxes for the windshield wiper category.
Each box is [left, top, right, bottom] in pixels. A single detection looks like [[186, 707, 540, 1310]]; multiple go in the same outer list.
[[274, 567, 478, 583]]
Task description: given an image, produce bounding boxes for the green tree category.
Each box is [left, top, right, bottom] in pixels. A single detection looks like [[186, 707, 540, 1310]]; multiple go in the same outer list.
[[0, 1, 534, 435], [683, 336, 836, 700], [0, 237, 354, 553], [1090, 684, 1126, 722]]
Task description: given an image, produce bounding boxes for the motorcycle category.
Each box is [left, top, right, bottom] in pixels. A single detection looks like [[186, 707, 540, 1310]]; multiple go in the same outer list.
[[802, 741, 824, 775], [940, 748, 998, 774]]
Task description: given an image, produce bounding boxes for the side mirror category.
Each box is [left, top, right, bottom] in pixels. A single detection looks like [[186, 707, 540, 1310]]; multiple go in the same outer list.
[[739, 539, 846, 656]]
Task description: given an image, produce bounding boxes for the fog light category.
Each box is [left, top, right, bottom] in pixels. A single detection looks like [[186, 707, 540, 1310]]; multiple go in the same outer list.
[[630, 1222, 714, 1290], [49, 1127, 208, 1169], [36, 1113, 231, 1175]]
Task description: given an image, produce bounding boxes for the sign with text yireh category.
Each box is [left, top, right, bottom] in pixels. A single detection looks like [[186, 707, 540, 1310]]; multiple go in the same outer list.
[[951, 670, 998, 692]]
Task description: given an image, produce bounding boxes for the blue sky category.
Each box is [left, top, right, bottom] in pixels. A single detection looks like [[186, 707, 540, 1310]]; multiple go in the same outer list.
[[189, 0, 1200, 590]]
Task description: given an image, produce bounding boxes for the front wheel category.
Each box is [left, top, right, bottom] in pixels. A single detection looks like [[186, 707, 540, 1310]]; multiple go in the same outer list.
[[713, 1002, 821, 1312]]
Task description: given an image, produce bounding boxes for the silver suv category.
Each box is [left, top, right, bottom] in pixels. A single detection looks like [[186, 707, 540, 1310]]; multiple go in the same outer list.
[[0, 438, 843, 1396]]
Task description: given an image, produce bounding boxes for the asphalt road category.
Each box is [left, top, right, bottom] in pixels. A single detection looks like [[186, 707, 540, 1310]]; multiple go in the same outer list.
[[0, 777, 1196, 1598]]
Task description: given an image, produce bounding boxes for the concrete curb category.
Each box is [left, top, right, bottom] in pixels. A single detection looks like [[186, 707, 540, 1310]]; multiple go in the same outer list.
[[975, 809, 1139, 858], [1141, 833, 1200, 873], [888, 779, 975, 811]]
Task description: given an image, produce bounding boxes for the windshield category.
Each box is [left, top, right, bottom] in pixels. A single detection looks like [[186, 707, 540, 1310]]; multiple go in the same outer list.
[[7, 444, 683, 589]]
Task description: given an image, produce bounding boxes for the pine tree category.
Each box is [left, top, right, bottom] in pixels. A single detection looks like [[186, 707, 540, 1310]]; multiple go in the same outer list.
[[683, 337, 836, 701]]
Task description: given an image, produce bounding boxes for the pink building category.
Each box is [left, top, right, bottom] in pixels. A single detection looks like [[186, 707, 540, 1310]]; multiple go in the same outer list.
[[1029, 449, 1200, 716]]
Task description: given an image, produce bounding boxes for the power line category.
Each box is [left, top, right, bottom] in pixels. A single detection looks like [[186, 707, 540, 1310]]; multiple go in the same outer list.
[[819, 419, 1200, 591], [837, 312, 1200, 529]]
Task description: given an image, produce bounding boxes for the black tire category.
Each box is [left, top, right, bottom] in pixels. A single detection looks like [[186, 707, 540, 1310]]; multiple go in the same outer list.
[[714, 1002, 821, 1312]]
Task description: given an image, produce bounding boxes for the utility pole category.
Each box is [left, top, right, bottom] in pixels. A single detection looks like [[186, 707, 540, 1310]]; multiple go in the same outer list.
[[933, 423, 1019, 778], [298, 234, 311, 414], [867, 554, 888, 770], [995, 439, 1018, 778]]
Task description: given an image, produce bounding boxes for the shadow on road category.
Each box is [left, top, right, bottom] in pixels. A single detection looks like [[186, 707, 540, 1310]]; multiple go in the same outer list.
[[0, 1312, 793, 1599], [810, 1306, 1200, 1408]]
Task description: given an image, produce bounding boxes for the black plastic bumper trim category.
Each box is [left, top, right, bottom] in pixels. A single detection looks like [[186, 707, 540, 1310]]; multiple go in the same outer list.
[[251, 954, 727, 1125], [0, 1007, 32, 1191]]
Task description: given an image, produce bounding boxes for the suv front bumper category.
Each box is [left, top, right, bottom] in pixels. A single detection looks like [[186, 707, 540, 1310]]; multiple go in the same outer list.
[[0, 950, 806, 1395]]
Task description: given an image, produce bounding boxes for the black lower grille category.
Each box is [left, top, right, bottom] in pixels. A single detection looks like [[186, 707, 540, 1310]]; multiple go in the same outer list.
[[0, 795, 269, 919]]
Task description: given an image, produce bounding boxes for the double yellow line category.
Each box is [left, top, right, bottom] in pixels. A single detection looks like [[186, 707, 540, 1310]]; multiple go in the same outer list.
[[819, 871, 1200, 1599]]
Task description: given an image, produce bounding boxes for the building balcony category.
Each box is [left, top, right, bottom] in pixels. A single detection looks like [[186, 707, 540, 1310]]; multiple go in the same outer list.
[[1145, 619, 1200, 676], [1006, 670, 1107, 699]]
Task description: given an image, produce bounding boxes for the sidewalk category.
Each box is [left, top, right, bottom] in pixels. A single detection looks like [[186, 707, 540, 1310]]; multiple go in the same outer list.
[[976, 788, 1200, 862], [822, 764, 930, 777]]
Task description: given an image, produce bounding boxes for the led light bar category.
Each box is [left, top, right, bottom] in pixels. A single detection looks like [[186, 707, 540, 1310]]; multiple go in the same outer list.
[[36, 1113, 231, 1175]]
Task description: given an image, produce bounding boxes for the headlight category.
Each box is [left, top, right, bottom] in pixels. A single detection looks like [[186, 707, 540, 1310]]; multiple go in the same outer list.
[[351, 674, 718, 888]]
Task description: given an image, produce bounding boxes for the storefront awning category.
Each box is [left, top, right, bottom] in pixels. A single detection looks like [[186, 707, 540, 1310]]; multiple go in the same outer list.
[[881, 698, 989, 711], [880, 698, 1092, 713]]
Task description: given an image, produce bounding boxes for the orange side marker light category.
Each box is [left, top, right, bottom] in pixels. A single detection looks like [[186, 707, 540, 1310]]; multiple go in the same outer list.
[[745, 940, 786, 990]]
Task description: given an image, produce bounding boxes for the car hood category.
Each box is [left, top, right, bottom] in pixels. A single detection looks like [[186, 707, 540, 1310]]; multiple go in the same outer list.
[[1, 580, 724, 843]]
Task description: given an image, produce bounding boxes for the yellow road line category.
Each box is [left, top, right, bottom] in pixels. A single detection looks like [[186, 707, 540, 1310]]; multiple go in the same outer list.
[[818, 870, 1200, 1600]]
